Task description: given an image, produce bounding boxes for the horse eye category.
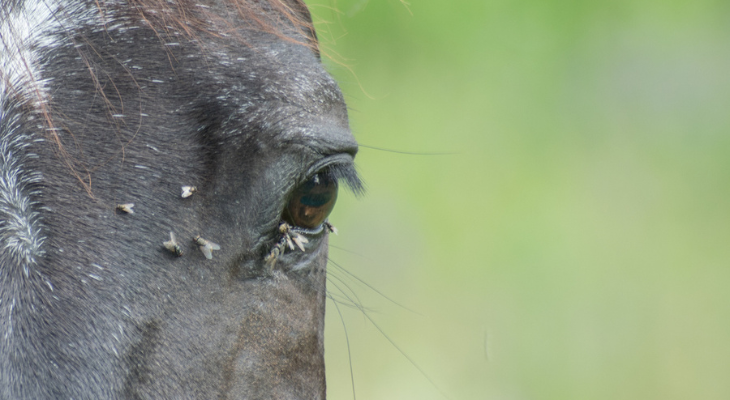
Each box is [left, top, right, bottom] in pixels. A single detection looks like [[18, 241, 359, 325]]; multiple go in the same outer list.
[[284, 172, 338, 229]]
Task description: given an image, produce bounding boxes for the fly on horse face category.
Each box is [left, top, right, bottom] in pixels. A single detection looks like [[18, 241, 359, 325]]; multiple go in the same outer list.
[[0, 0, 361, 398]]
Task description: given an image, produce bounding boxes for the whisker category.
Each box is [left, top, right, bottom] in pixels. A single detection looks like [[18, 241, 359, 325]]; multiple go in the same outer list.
[[331, 298, 357, 400], [358, 144, 457, 156], [325, 266, 451, 400], [329, 244, 371, 260], [328, 257, 423, 316], [325, 276, 377, 313], [324, 287, 360, 310], [326, 264, 365, 309]]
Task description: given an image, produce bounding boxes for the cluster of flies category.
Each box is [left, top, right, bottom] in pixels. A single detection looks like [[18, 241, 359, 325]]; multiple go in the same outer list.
[[264, 221, 308, 267], [116, 186, 219, 260], [263, 221, 336, 268], [116, 185, 328, 264], [161, 232, 221, 260]]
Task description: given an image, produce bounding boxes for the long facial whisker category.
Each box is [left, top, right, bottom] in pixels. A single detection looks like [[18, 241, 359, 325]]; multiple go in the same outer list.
[[325, 262, 452, 400], [358, 144, 457, 156], [328, 257, 423, 316], [325, 275, 377, 313], [331, 298, 357, 400], [325, 264, 366, 310], [329, 244, 372, 260]]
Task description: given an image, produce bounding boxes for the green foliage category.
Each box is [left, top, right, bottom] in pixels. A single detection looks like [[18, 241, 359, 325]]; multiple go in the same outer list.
[[307, 0, 730, 398]]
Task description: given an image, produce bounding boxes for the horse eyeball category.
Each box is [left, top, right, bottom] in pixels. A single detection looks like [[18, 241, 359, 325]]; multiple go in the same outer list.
[[284, 173, 338, 229]]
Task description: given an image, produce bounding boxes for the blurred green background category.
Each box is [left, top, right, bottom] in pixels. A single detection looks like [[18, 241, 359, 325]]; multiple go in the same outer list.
[[305, 1, 730, 399]]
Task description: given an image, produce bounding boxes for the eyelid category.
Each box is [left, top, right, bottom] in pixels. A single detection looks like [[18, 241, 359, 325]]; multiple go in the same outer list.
[[304, 153, 353, 176], [304, 154, 363, 196]]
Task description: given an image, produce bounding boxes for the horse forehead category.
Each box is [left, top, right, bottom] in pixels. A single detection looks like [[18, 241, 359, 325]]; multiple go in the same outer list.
[[2, 0, 337, 102], [186, 45, 343, 112]]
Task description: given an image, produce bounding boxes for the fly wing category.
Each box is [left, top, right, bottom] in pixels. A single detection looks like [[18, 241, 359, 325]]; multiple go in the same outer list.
[[200, 245, 213, 259], [163, 232, 176, 250], [291, 234, 308, 252]]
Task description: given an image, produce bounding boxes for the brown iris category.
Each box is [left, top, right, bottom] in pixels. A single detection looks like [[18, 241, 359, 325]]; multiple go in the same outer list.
[[284, 173, 338, 229]]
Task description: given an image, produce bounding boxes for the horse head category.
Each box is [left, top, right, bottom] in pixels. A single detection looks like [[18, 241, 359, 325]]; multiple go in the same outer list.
[[0, 0, 360, 398]]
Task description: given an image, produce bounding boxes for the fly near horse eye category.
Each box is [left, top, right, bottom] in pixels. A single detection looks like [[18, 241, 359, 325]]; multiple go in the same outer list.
[[194, 235, 221, 260], [116, 203, 135, 214], [163, 232, 183, 257], [181, 186, 197, 198], [284, 172, 338, 229]]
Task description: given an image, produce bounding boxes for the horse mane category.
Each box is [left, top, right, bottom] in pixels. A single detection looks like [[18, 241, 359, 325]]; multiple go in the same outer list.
[[126, 0, 319, 53]]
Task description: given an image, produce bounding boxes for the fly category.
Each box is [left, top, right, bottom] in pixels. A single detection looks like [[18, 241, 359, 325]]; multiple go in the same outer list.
[[116, 203, 135, 214], [194, 235, 220, 259], [181, 186, 197, 198], [163, 232, 183, 256], [264, 221, 315, 268]]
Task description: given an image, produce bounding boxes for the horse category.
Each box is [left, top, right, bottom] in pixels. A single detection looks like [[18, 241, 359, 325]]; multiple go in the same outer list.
[[0, 0, 362, 398]]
